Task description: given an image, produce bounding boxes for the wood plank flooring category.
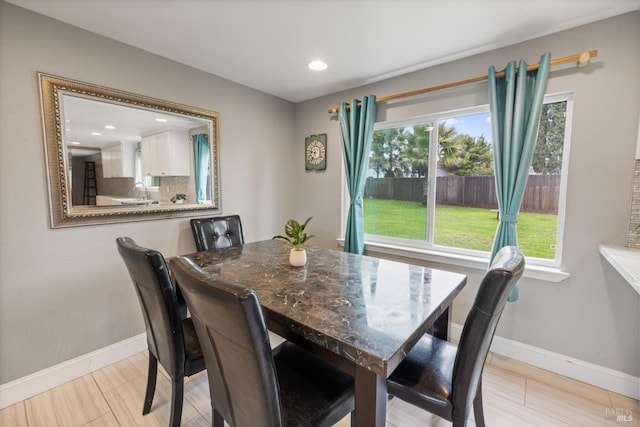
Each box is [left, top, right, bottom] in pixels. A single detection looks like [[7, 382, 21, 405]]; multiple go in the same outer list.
[[1, 334, 637, 426]]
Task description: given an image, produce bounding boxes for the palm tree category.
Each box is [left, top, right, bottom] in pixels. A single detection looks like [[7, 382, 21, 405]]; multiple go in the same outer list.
[[404, 124, 432, 204], [404, 124, 431, 177], [437, 123, 462, 171]]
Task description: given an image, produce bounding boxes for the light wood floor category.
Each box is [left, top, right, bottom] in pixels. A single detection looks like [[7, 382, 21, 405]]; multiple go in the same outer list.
[[1, 334, 637, 427]]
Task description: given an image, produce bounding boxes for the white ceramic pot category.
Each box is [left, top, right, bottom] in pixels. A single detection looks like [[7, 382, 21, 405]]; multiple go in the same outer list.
[[289, 248, 307, 267]]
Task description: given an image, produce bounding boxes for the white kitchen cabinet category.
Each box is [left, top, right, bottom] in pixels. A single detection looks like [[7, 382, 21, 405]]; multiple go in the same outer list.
[[141, 130, 190, 176], [101, 141, 136, 178]]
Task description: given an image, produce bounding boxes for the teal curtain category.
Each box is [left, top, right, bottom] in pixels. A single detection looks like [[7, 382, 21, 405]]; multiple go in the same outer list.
[[339, 96, 376, 254], [192, 134, 210, 204], [488, 52, 550, 301]]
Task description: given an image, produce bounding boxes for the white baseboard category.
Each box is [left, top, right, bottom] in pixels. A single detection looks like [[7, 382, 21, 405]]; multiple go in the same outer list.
[[0, 333, 146, 410], [450, 323, 640, 400], [2, 327, 638, 410]]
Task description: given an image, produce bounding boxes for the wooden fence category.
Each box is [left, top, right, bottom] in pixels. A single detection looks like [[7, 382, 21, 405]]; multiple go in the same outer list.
[[364, 175, 561, 214]]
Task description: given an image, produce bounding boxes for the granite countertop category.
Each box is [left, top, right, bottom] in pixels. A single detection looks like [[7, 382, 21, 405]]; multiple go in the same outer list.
[[178, 239, 467, 376], [599, 245, 640, 294]]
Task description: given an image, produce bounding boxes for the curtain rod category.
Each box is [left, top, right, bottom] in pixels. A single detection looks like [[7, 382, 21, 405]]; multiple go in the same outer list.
[[327, 50, 597, 114]]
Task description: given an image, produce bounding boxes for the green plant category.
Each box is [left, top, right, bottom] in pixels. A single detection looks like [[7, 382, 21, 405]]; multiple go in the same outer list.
[[273, 217, 314, 250], [170, 193, 186, 203]]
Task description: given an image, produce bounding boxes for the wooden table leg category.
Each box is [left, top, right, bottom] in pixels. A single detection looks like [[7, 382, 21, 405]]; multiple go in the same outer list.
[[430, 306, 450, 341], [353, 365, 386, 427]]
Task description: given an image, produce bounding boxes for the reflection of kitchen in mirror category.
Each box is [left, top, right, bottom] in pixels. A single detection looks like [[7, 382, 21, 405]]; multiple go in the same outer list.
[[63, 94, 212, 210]]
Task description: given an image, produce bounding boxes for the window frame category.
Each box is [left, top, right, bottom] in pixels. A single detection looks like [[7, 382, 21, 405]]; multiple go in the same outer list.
[[340, 92, 574, 281], [134, 147, 160, 191]]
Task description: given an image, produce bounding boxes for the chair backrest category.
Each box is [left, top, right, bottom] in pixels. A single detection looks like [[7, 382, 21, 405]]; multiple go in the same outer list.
[[171, 256, 282, 426], [451, 246, 524, 423], [116, 237, 186, 380], [190, 215, 244, 251]]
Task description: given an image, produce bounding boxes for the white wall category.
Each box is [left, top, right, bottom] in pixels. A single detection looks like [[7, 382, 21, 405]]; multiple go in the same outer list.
[[294, 12, 640, 377], [636, 116, 640, 159], [0, 1, 297, 383]]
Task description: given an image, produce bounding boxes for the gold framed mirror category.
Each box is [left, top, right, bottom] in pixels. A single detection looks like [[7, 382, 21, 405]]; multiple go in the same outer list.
[[38, 73, 221, 228]]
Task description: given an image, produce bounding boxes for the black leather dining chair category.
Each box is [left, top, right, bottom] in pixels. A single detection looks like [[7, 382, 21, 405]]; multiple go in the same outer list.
[[170, 256, 355, 427], [116, 237, 205, 427], [190, 215, 244, 251], [387, 246, 525, 427]]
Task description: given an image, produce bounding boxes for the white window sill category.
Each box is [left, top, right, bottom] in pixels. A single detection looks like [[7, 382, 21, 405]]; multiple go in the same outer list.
[[336, 238, 570, 283]]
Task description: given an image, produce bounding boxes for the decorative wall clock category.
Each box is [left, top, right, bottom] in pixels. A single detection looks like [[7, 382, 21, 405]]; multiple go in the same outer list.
[[305, 134, 327, 171]]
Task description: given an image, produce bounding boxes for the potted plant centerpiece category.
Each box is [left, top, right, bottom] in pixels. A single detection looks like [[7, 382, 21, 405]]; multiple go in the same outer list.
[[273, 217, 314, 267], [170, 193, 187, 204]]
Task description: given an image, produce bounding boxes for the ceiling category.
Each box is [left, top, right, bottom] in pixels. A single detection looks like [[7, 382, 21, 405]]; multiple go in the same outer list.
[[8, 0, 640, 103], [62, 94, 207, 156]]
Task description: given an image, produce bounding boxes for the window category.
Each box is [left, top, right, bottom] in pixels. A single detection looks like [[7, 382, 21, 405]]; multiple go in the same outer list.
[[361, 93, 572, 266], [134, 148, 160, 189]]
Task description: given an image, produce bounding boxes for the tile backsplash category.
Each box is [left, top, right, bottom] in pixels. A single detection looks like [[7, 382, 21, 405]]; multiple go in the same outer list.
[[76, 153, 194, 205], [626, 159, 640, 248], [98, 174, 192, 204]]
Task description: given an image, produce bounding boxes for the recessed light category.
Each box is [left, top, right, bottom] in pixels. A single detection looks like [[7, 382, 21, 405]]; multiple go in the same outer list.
[[155, 118, 168, 122], [104, 124, 116, 130], [91, 132, 101, 136], [308, 60, 328, 71], [69, 141, 81, 145]]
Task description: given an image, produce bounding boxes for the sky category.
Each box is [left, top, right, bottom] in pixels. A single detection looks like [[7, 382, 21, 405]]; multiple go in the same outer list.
[[441, 112, 493, 144]]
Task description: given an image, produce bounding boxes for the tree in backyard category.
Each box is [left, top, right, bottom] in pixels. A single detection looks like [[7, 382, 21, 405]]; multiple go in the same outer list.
[[437, 123, 462, 171], [370, 128, 410, 177], [404, 124, 432, 204], [404, 124, 431, 177], [454, 134, 494, 176], [531, 101, 566, 174], [369, 132, 387, 178]]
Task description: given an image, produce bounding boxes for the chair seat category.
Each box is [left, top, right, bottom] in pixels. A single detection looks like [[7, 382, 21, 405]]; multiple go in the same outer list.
[[273, 341, 354, 427], [388, 335, 458, 421]]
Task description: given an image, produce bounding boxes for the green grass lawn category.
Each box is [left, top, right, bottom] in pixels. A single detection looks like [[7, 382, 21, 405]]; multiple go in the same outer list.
[[363, 198, 557, 259]]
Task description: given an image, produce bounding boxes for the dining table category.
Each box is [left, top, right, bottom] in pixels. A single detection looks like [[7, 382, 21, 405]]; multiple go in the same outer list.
[[176, 239, 467, 427]]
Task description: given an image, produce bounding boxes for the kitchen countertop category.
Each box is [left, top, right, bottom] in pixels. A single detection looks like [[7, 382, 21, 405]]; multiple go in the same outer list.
[[599, 245, 640, 294]]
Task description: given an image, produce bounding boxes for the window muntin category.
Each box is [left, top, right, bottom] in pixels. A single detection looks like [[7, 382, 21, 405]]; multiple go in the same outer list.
[[362, 94, 572, 265]]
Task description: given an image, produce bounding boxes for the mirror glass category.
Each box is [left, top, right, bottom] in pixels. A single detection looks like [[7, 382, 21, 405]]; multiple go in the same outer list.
[[39, 73, 221, 227]]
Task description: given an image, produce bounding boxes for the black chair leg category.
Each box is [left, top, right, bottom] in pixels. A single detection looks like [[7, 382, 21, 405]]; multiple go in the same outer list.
[[143, 353, 158, 415], [169, 378, 184, 427], [212, 409, 224, 427], [473, 379, 486, 427]]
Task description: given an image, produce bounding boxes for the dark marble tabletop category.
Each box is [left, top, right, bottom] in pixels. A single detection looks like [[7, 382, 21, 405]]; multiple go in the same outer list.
[[178, 239, 466, 377]]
